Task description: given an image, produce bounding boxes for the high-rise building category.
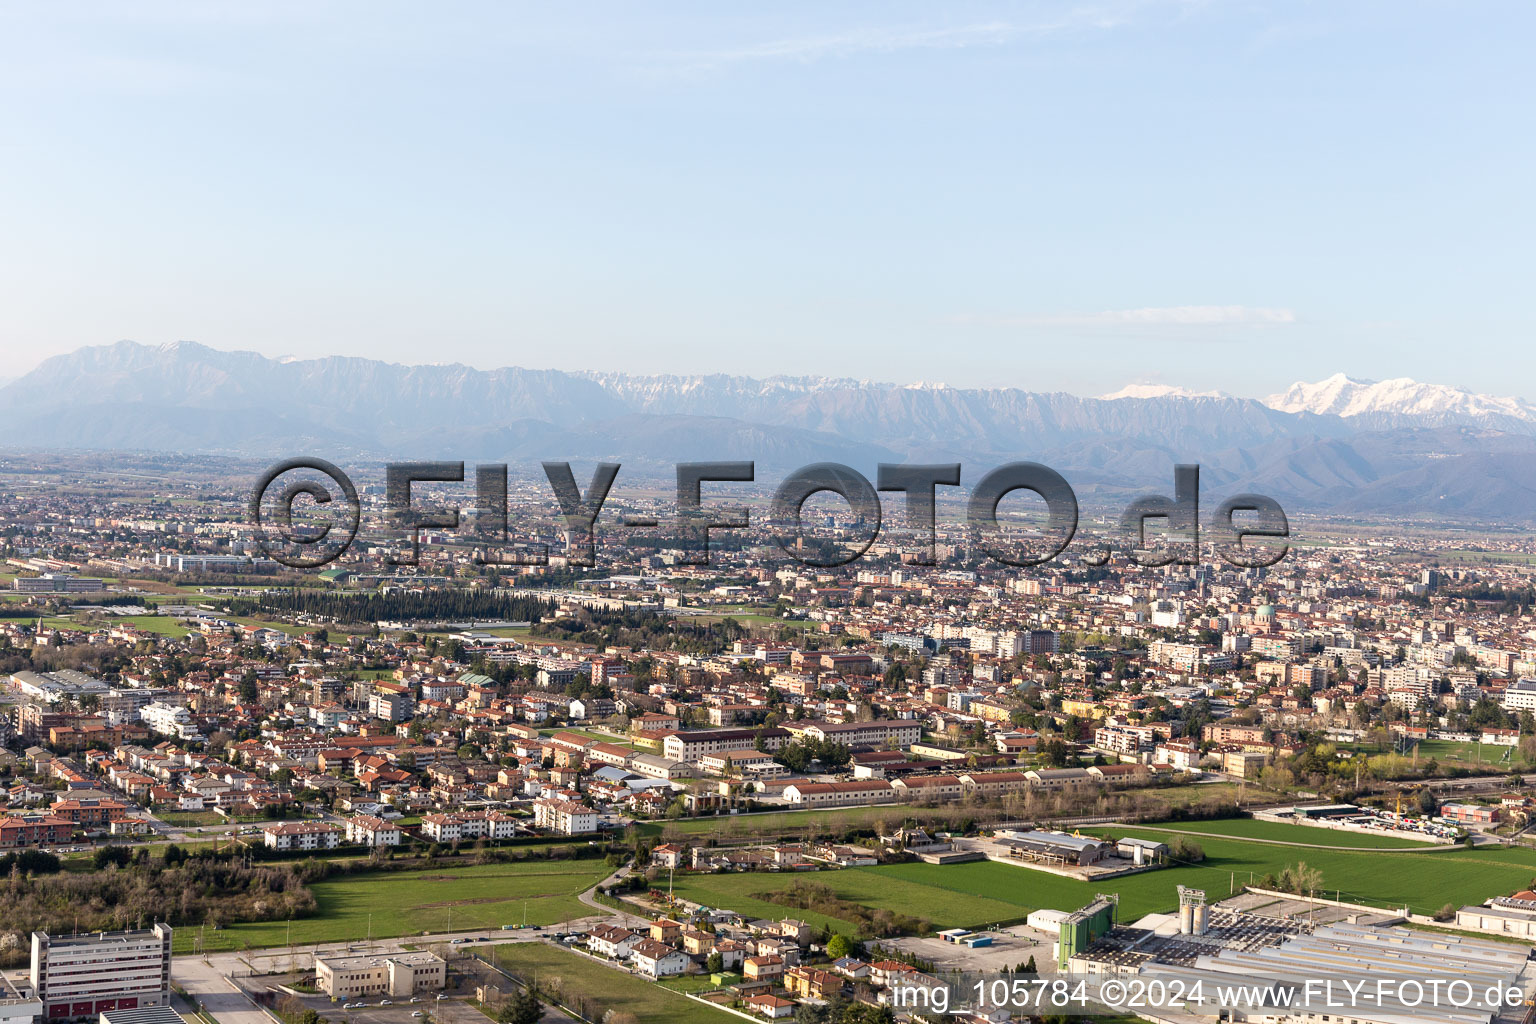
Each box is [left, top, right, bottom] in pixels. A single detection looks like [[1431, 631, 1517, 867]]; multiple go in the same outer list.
[[31, 924, 172, 1020]]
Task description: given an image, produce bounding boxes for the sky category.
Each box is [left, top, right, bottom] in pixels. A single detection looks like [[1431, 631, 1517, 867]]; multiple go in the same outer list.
[[0, 1, 1532, 398]]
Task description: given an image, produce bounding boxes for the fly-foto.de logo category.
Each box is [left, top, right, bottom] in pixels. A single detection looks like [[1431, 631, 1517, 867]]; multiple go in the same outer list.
[[248, 458, 1289, 570]]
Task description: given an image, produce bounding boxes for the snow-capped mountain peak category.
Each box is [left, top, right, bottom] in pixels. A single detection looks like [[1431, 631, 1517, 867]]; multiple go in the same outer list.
[[1266, 373, 1536, 429], [1099, 383, 1227, 401]]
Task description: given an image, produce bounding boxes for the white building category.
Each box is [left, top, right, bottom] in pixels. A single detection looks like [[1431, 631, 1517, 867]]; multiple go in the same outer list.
[[315, 951, 446, 999], [1501, 679, 1536, 712], [344, 814, 403, 847], [532, 799, 598, 835], [262, 821, 343, 851], [31, 925, 172, 1021], [138, 702, 200, 741]]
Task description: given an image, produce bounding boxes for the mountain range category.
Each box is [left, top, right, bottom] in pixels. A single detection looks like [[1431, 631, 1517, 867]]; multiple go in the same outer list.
[[5, 341, 1536, 520]]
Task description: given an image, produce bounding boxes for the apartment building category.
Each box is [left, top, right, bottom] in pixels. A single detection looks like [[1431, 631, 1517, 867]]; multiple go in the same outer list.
[[262, 821, 343, 851], [782, 720, 922, 749], [532, 799, 598, 835], [344, 814, 403, 847], [31, 925, 172, 1020], [663, 727, 788, 762], [0, 815, 73, 848]]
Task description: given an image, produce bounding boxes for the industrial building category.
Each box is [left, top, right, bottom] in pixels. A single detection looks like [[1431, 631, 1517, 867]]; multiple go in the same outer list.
[[995, 829, 1113, 868], [1056, 895, 1118, 969], [1055, 890, 1532, 1024], [30, 925, 173, 1021], [0, 975, 41, 1024], [315, 951, 447, 999], [1138, 923, 1529, 1024]]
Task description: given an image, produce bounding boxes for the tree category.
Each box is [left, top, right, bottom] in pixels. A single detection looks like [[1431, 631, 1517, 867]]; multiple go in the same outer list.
[[706, 952, 724, 973], [1167, 836, 1205, 863], [499, 988, 541, 1024], [826, 933, 855, 959]]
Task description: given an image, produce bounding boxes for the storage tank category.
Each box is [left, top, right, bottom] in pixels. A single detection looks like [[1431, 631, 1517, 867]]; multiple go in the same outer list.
[[1192, 902, 1210, 936]]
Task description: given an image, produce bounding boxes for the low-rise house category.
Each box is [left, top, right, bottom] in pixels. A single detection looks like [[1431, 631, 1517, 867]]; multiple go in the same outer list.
[[629, 938, 689, 978]]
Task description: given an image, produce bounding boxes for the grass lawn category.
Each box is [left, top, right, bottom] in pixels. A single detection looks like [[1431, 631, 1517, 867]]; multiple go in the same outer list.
[[488, 942, 737, 1024], [668, 835, 1536, 936], [185, 861, 610, 953], [1098, 817, 1436, 849], [1414, 739, 1527, 766], [1083, 827, 1536, 917], [546, 727, 636, 747], [116, 614, 193, 637], [157, 810, 228, 827], [228, 617, 315, 638]]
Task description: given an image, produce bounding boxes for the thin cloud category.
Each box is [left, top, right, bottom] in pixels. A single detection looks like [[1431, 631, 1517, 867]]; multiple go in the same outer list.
[[653, 8, 1136, 72], [965, 305, 1298, 328]]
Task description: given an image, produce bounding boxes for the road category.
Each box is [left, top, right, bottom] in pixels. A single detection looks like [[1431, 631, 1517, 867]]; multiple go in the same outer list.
[[575, 867, 649, 928], [174, 954, 280, 1024]]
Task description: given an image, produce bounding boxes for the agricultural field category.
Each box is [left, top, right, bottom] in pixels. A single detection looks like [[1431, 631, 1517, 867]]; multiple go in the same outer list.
[[668, 831, 1536, 936], [184, 860, 610, 953], [488, 942, 737, 1024], [1103, 817, 1436, 849]]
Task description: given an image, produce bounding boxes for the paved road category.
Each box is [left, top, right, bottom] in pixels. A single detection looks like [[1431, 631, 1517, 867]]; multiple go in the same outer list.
[[174, 955, 279, 1024], [576, 868, 649, 928]]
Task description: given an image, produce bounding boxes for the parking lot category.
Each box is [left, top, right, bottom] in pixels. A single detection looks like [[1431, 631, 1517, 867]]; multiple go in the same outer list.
[[880, 925, 1059, 976], [232, 965, 496, 1024]]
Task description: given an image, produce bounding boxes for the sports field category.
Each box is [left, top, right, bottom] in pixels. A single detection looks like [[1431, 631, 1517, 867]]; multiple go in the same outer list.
[[488, 942, 736, 1024], [1414, 739, 1527, 766], [668, 830, 1536, 935], [182, 861, 609, 953]]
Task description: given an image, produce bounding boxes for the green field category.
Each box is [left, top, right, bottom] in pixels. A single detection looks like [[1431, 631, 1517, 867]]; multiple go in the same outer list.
[[667, 835, 1536, 935], [1437, 549, 1536, 565], [642, 783, 1267, 841], [488, 943, 736, 1024], [115, 614, 193, 637], [547, 728, 636, 748], [157, 810, 227, 827], [184, 861, 610, 953], [1104, 818, 1435, 849], [1414, 739, 1526, 765]]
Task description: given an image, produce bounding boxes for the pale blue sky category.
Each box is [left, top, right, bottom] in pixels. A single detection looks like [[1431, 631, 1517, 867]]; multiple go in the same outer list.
[[1, 1, 1531, 398]]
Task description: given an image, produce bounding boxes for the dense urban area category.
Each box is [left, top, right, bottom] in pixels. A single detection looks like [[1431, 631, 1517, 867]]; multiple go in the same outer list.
[[5, 453, 1536, 1024]]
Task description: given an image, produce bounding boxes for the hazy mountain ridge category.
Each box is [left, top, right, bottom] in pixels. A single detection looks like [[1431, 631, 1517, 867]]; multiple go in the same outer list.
[[3, 341, 1532, 519]]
